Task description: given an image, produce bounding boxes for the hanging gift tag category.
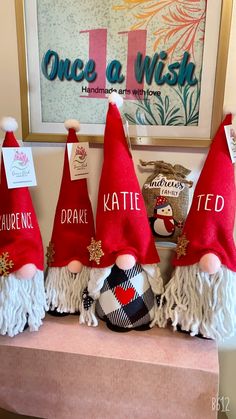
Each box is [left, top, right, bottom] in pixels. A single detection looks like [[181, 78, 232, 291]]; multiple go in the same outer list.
[[224, 125, 236, 163], [124, 119, 132, 150], [125, 120, 131, 149], [67, 142, 90, 180], [2, 147, 37, 188]]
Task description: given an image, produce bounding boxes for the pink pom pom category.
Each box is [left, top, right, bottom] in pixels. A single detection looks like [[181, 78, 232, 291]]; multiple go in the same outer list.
[[116, 254, 136, 270], [67, 260, 83, 274], [199, 253, 221, 274], [16, 264, 37, 279]]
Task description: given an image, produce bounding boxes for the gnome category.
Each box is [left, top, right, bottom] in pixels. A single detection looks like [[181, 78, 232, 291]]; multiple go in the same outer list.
[[160, 114, 236, 340], [79, 93, 163, 331], [0, 117, 46, 336], [45, 120, 95, 314]]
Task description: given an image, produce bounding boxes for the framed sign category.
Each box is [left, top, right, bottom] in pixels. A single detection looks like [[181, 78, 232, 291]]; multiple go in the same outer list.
[[15, 0, 232, 146]]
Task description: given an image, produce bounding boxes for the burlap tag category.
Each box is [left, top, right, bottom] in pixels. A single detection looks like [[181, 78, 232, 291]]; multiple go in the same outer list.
[[140, 160, 193, 243]]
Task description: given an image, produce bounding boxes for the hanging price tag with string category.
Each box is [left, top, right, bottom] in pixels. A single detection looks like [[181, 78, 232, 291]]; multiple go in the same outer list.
[[224, 125, 236, 163], [67, 142, 90, 180], [2, 147, 37, 188], [124, 119, 131, 150]]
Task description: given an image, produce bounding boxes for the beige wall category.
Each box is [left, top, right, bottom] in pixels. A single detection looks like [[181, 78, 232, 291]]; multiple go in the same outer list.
[[0, 0, 236, 417], [0, 1, 21, 127]]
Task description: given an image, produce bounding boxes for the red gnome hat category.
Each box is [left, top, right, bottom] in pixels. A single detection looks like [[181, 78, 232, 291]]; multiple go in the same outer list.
[[93, 93, 159, 269], [0, 117, 44, 277], [48, 120, 95, 270], [174, 113, 236, 272]]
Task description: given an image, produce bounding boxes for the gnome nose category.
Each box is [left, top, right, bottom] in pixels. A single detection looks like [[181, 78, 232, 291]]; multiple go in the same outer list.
[[116, 254, 136, 270], [67, 260, 83, 274], [16, 264, 37, 280], [199, 253, 221, 275]]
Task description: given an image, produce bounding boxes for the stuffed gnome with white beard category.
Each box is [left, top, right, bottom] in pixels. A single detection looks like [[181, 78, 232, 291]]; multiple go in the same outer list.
[[0, 118, 46, 336], [79, 93, 163, 331], [45, 120, 95, 314], [158, 114, 236, 341]]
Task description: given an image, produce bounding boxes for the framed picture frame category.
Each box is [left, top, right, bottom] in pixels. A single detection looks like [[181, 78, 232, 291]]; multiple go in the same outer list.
[[15, 0, 232, 147]]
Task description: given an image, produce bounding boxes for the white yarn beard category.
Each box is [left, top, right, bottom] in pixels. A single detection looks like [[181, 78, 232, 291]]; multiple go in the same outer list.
[[0, 270, 47, 337], [160, 264, 236, 341], [45, 265, 90, 313]]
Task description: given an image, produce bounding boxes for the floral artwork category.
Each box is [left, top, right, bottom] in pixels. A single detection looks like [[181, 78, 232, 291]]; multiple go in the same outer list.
[[29, 0, 214, 134], [125, 82, 200, 126], [113, 0, 206, 126], [113, 0, 206, 60]]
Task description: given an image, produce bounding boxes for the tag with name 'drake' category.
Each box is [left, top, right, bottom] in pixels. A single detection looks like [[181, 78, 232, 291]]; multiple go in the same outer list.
[[67, 142, 90, 181]]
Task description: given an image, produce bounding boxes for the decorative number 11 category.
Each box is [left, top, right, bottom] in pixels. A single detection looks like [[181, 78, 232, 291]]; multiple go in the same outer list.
[[80, 29, 147, 99]]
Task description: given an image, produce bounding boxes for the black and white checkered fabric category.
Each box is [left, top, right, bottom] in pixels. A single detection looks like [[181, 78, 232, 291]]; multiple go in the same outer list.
[[96, 264, 155, 328]]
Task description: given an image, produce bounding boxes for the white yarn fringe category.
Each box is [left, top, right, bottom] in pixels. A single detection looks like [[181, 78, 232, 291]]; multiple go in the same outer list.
[[79, 299, 98, 327], [142, 264, 164, 295], [45, 265, 90, 313], [88, 266, 112, 299], [0, 270, 46, 337], [79, 266, 112, 327], [162, 264, 236, 341], [142, 264, 165, 328]]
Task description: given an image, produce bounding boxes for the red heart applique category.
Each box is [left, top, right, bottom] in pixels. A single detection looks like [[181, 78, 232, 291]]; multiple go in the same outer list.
[[115, 286, 135, 305]]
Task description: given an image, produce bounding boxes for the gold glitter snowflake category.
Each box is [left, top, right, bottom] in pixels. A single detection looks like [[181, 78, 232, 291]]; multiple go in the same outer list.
[[46, 242, 55, 265], [0, 252, 14, 276], [87, 237, 104, 265], [176, 234, 189, 259]]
